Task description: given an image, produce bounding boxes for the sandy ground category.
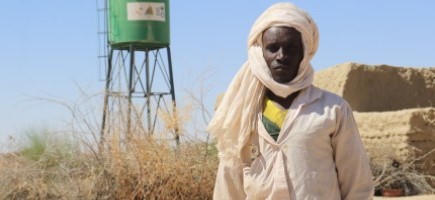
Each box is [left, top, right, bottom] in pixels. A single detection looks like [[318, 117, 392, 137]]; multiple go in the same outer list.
[[374, 195, 435, 200]]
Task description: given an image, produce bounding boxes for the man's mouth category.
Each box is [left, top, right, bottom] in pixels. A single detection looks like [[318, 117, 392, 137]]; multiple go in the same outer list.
[[273, 66, 288, 71]]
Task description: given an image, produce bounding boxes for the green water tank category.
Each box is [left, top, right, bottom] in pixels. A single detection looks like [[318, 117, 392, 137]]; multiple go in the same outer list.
[[109, 0, 170, 49]]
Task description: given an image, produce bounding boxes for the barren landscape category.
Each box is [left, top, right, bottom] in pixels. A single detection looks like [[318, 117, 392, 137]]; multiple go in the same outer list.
[[0, 62, 434, 199]]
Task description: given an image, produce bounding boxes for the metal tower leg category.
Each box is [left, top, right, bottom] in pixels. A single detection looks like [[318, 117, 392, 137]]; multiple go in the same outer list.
[[166, 46, 179, 145], [145, 50, 152, 134], [127, 45, 135, 138], [100, 48, 113, 150]]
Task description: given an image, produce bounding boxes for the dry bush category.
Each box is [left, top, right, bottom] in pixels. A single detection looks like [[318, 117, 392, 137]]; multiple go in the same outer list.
[[0, 135, 86, 199], [370, 146, 435, 196], [0, 89, 218, 199], [0, 129, 217, 199], [0, 135, 218, 200], [93, 135, 218, 200]]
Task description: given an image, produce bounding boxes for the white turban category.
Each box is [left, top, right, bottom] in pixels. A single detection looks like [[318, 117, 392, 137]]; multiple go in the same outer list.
[[208, 2, 319, 164]]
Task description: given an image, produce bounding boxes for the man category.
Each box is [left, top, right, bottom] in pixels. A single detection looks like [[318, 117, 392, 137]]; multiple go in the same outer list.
[[208, 2, 374, 200]]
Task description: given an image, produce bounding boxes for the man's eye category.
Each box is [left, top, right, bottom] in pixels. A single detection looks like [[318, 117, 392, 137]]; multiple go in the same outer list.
[[267, 45, 279, 52], [284, 43, 298, 50]]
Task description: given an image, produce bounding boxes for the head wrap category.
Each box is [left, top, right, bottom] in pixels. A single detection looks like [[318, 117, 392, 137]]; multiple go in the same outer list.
[[208, 2, 319, 164]]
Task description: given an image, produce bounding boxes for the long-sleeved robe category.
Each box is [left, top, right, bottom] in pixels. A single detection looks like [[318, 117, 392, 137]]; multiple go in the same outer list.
[[213, 85, 374, 200]]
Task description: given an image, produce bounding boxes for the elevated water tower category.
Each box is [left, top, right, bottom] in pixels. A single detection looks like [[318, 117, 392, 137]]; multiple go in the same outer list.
[[98, 0, 178, 145]]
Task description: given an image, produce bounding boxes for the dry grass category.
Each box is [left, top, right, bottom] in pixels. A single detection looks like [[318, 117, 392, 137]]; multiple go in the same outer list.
[[370, 146, 435, 196], [0, 87, 218, 199], [0, 132, 218, 200]]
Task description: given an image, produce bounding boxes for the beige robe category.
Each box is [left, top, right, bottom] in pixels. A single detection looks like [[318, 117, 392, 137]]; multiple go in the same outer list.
[[213, 86, 374, 200]]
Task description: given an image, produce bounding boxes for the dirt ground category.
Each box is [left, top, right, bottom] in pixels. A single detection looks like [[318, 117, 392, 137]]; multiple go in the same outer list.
[[374, 195, 435, 200]]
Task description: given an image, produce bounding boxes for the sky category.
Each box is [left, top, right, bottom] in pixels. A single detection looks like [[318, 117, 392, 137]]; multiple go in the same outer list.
[[0, 1, 434, 150]]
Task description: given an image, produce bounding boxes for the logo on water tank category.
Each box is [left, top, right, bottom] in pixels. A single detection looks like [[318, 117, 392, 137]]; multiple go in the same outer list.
[[127, 2, 165, 21]]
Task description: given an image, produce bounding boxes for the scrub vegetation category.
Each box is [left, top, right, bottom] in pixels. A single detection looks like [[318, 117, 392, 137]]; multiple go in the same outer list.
[[370, 148, 435, 196], [0, 130, 218, 200], [0, 89, 219, 200]]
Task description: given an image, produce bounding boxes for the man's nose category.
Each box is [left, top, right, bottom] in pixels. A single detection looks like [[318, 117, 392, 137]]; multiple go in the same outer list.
[[276, 48, 287, 61]]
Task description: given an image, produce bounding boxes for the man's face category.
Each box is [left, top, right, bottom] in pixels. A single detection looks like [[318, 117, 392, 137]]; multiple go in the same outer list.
[[262, 27, 304, 83]]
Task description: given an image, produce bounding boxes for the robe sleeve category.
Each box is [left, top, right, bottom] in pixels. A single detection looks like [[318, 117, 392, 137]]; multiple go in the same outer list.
[[213, 161, 246, 200], [331, 101, 374, 200]]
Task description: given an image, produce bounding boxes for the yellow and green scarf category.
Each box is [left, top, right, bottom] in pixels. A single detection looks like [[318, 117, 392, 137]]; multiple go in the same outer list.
[[262, 97, 288, 141]]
